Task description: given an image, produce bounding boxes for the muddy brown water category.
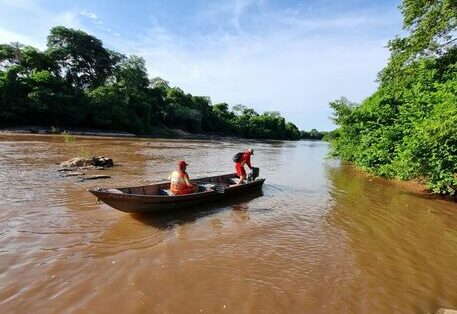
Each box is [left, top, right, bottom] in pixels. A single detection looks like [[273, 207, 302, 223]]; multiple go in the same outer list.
[[0, 134, 456, 314]]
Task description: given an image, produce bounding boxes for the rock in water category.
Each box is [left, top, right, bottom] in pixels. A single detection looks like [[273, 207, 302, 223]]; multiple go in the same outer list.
[[93, 156, 113, 167], [60, 156, 114, 168], [60, 157, 93, 168]]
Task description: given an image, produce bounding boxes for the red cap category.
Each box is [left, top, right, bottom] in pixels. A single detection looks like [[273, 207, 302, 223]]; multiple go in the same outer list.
[[178, 160, 188, 169]]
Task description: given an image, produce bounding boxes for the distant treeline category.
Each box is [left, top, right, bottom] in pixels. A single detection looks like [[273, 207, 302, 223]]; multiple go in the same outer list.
[[0, 26, 327, 141], [300, 129, 327, 140], [328, 0, 456, 195]]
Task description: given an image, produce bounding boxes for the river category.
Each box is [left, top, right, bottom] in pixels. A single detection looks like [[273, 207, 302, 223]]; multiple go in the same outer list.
[[0, 134, 456, 313]]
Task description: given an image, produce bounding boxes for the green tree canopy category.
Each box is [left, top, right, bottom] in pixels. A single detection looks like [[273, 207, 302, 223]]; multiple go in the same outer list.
[[47, 26, 121, 89], [0, 25, 312, 141], [329, 0, 457, 195]]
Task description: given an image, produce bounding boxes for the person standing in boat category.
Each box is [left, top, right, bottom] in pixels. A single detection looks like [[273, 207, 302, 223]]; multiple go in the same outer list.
[[234, 148, 254, 184], [169, 160, 197, 195]]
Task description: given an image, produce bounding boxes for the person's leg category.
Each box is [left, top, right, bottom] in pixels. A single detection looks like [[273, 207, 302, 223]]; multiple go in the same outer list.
[[181, 184, 197, 194], [188, 184, 197, 193], [235, 163, 243, 184], [238, 168, 246, 185]]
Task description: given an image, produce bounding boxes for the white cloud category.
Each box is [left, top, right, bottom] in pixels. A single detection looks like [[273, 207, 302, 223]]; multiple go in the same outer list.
[[0, 0, 34, 9], [52, 12, 80, 29], [0, 28, 33, 44], [200, 0, 263, 33], [0, 1, 401, 130], [80, 10, 104, 26], [0, 10, 80, 49], [116, 9, 397, 130], [79, 10, 121, 37], [80, 10, 98, 20]]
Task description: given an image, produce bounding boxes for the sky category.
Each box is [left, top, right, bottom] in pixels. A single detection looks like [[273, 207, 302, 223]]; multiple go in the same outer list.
[[0, 0, 403, 130]]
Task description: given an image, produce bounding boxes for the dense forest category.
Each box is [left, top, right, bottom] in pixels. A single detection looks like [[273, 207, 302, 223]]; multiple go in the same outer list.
[[0, 26, 323, 141], [300, 129, 327, 140], [328, 0, 456, 195]]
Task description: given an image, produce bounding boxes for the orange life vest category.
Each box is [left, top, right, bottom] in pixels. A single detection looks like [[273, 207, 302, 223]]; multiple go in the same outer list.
[[170, 170, 195, 195]]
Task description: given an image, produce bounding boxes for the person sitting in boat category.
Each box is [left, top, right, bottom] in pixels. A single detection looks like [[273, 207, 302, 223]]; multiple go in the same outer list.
[[169, 160, 197, 195], [234, 148, 254, 184]]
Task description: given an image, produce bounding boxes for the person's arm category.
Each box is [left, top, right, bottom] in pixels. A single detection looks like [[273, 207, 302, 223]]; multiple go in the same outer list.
[[184, 173, 193, 186], [245, 154, 252, 169]]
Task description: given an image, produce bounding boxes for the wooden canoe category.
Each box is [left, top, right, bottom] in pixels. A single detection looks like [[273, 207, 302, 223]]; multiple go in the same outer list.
[[88, 173, 265, 213]]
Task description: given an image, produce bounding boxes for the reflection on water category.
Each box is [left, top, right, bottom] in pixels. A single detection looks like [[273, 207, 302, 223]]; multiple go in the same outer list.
[[0, 134, 456, 313], [131, 191, 262, 230], [324, 166, 457, 313]]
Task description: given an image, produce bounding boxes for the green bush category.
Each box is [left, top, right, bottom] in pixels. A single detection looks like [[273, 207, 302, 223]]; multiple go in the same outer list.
[[328, 0, 456, 195]]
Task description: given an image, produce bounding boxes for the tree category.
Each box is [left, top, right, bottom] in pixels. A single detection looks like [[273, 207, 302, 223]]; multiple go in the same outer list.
[[263, 111, 281, 118], [47, 26, 121, 89], [380, 0, 456, 83], [150, 77, 169, 89], [285, 122, 301, 140], [116, 55, 149, 91], [0, 42, 24, 67], [0, 26, 305, 141], [232, 104, 247, 115], [329, 0, 457, 195]]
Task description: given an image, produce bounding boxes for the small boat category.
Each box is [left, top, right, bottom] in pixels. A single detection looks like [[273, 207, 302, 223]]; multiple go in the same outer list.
[[88, 173, 265, 213]]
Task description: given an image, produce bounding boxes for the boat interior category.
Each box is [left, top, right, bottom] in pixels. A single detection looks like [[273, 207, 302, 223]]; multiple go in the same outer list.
[[102, 174, 242, 196]]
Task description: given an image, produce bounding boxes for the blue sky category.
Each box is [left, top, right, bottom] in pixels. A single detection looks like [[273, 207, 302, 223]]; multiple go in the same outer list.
[[0, 0, 403, 130]]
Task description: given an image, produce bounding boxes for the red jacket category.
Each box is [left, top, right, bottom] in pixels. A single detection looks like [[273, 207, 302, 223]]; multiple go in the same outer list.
[[237, 152, 252, 168]]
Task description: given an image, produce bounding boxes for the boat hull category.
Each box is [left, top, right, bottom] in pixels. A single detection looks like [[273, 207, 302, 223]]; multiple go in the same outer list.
[[88, 173, 265, 213]]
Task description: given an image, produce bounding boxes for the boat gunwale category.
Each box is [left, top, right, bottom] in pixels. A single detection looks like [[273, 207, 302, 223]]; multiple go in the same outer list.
[[88, 173, 264, 199], [89, 187, 219, 199]]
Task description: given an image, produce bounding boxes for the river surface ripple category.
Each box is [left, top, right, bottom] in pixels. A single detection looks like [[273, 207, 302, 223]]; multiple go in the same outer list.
[[0, 134, 456, 313]]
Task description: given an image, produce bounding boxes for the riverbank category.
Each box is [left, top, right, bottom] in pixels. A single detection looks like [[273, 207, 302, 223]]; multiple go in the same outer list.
[[348, 164, 456, 202], [0, 126, 322, 143], [0, 126, 136, 137], [0, 126, 243, 141]]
